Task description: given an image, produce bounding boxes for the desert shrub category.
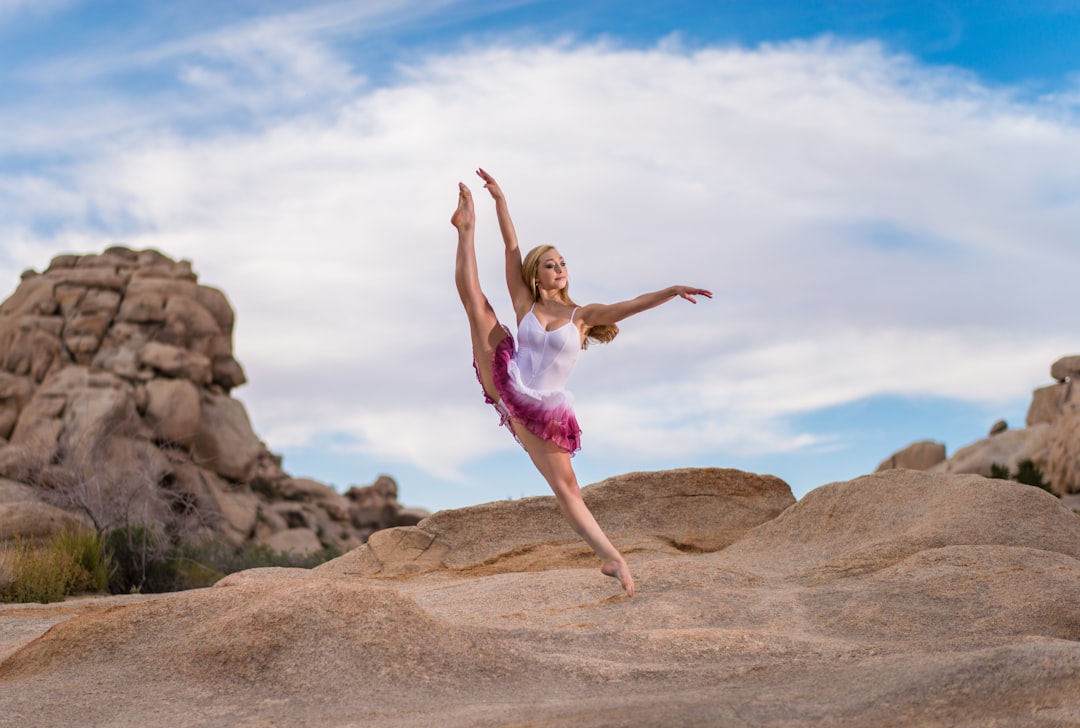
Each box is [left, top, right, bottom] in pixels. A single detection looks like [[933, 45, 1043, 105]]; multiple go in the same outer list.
[[1014, 459, 1054, 495], [105, 525, 177, 594], [0, 536, 81, 604], [51, 529, 111, 594], [168, 540, 341, 590], [102, 529, 342, 593], [988, 460, 1057, 497]]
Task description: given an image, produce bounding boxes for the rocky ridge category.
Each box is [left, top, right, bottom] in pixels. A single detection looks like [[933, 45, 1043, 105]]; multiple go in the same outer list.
[[878, 354, 1080, 497], [0, 246, 422, 558]]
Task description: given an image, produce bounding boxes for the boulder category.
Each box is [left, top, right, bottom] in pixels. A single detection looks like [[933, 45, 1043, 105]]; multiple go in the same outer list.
[[0, 372, 34, 440], [0, 501, 88, 542], [205, 481, 260, 548], [261, 528, 323, 556], [1047, 401, 1080, 494], [941, 424, 1051, 478], [321, 468, 793, 578], [138, 342, 212, 385], [721, 469, 1080, 579], [0, 479, 39, 504], [1027, 382, 1070, 426], [1050, 354, 1080, 382], [875, 440, 946, 472], [278, 478, 351, 522], [192, 391, 262, 482], [0, 316, 68, 383], [143, 378, 201, 448], [0, 275, 58, 317]]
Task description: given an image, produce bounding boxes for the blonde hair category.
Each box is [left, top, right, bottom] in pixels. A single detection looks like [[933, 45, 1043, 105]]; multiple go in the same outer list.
[[521, 245, 618, 348]]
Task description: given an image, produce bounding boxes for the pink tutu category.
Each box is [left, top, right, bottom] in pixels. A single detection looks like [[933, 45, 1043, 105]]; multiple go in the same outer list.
[[474, 325, 582, 455]]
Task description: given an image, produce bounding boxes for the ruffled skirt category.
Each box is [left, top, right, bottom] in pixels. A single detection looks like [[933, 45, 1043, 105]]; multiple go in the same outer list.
[[473, 325, 582, 455]]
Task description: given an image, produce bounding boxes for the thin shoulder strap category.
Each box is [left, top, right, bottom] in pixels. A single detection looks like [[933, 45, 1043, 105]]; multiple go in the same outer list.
[[570, 307, 578, 322]]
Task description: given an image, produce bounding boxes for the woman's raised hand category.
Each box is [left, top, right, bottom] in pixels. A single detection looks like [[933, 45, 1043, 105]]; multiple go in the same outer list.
[[476, 168, 505, 201], [674, 286, 713, 303]]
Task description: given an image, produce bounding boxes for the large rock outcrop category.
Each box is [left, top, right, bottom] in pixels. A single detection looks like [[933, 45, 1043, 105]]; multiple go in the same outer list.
[[0, 247, 422, 553], [0, 468, 1077, 726], [320, 468, 793, 578], [878, 354, 1080, 494]]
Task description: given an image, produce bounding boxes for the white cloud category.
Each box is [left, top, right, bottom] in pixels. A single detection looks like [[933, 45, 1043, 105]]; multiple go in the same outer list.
[[1, 33, 1078, 487]]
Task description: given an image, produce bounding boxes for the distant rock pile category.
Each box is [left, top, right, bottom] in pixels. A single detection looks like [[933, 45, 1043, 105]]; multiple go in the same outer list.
[[878, 354, 1080, 495], [0, 246, 422, 554]]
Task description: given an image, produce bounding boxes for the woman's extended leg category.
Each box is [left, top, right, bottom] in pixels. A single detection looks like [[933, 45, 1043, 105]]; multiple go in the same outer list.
[[512, 421, 635, 597], [451, 182, 507, 397]]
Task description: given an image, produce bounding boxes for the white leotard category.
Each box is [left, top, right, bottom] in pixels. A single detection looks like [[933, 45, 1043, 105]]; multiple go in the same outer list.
[[514, 307, 581, 392]]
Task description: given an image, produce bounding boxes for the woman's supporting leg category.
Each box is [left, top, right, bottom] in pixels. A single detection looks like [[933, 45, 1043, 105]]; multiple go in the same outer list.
[[513, 422, 635, 597], [452, 183, 507, 398]]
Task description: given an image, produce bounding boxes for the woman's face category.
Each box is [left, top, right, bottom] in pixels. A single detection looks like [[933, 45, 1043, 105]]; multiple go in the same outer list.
[[535, 249, 568, 292]]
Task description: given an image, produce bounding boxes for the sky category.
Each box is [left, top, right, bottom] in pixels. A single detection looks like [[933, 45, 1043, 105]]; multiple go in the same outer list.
[[0, 1, 1077, 512]]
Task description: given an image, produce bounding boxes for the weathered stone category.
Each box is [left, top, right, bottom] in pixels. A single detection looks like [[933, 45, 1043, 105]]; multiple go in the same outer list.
[[875, 440, 947, 472], [138, 342, 211, 385], [194, 469, 260, 547], [988, 419, 1007, 436], [194, 286, 235, 336], [325, 468, 794, 578], [394, 507, 430, 527], [116, 290, 166, 323], [62, 312, 114, 364], [348, 489, 398, 531], [0, 316, 68, 382], [1047, 401, 1080, 495], [0, 373, 34, 440], [211, 355, 246, 391], [161, 297, 221, 352], [46, 267, 126, 291], [261, 527, 323, 555], [124, 276, 198, 302], [1050, 354, 1080, 383], [943, 424, 1051, 479], [0, 275, 57, 317], [143, 378, 201, 448], [1027, 382, 1069, 426], [0, 478, 39, 504], [192, 390, 262, 482], [0, 501, 88, 542], [130, 260, 196, 281]]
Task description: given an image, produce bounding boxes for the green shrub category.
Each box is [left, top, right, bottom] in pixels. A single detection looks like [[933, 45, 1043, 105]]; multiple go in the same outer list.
[[51, 529, 110, 594], [988, 460, 1057, 497], [101, 527, 342, 593], [169, 540, 342, 590], [0, 536, 81, 604], [105, 525, 177, 594]]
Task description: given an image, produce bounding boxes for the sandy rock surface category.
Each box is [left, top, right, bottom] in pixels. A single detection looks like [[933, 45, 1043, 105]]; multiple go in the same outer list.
[[1, 468, 1078, 727]]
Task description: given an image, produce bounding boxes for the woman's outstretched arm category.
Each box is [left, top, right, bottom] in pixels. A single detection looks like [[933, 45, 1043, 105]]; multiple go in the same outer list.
[[477, 168, 533, 316], [577, 286, 713, 327]]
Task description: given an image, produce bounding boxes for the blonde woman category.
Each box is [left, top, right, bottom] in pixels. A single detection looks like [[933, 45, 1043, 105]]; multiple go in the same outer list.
[[451, 168, 712, 597]]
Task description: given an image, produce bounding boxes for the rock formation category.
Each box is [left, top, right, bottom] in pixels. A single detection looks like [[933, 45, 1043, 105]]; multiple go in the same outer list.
[[0, 246, 422, 554], [878, 354, 1080, 495], [0, 468, 1077, 726]]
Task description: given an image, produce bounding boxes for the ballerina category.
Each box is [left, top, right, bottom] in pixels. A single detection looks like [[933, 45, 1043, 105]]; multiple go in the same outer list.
[[451, 168, 712, 597]]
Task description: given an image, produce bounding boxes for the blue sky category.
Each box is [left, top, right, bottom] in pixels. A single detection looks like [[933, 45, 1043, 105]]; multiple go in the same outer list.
[[0, 1, 1077, 511]]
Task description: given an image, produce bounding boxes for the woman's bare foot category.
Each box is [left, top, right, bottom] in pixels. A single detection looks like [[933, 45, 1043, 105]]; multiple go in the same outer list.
[[451, 183, 474, 230], [601, 559, 635, 597]]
